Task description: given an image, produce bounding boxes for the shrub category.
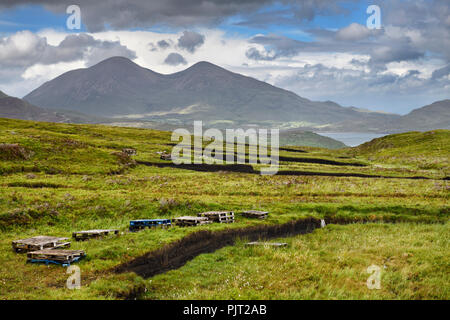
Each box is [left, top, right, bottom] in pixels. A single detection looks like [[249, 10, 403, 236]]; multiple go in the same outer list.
[[159, 198, 180, 214], [0, 144, 33, 160]]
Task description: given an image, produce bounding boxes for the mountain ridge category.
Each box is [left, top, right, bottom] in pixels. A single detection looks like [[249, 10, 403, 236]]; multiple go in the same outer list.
[[20, 57, 450, 132], [24, 57, 390, 126]]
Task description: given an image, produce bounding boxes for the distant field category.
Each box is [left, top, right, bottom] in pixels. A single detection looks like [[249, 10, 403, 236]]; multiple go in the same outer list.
[[0, 118, 448, 299]]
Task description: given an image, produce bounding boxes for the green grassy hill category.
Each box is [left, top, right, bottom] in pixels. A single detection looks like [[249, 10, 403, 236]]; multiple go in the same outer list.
[[279, 129, 347, 149], [0, 118, 448, 299], [350, 130, 449, 171]]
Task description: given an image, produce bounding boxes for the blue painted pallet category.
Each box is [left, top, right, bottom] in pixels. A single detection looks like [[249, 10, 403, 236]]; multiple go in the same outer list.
[[27, 255, 84, 267], [129, 219, 172, 231]]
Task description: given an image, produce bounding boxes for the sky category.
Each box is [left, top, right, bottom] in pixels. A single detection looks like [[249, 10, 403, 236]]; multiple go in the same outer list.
[[0, 0, 449, 114]]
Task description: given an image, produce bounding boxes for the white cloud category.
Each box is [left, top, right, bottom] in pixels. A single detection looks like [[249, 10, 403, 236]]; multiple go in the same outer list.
[[336, 23, 371, 41], [0, 27, 448, 113], [22, 61, 85, 80]]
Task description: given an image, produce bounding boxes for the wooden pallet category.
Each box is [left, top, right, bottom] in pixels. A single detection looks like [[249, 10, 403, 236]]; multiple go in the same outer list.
[[198, 211, 235, 223], [242, 210, 269, 219], [27, 249, 85, 266], [72, 229, 119, 241], [174, 216, 212, 227], [160, 153, 172, 161], [122, 148, 137, 156], [12, 236, 70, 253], [245, 242, 287, 247], [129, 219, 172, 232]]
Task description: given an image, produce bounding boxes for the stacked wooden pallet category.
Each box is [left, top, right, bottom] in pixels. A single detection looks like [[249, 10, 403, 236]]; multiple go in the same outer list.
[[27, 249, 86, 266], [198, 211, 235, 224], [72, 229, 119, 241], [242, 210, 269, 219], [174, 216, 212, 227], [12, 236, 70, 253]]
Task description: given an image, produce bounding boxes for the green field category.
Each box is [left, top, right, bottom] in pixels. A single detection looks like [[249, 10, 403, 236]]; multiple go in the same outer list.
[[0, 118, 448, 300]]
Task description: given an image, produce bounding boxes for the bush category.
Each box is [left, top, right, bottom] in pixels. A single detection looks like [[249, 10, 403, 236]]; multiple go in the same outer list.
[[159, 198, 180, 214], [0, 144, 33, 160]]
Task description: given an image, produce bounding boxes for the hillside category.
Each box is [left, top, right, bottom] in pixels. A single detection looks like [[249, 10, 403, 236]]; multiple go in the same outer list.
[[279, 129, 347, 149], [350, 130, 450, 170], [0, 118, 448, 300], [0, 90, 108, 124], [24, 57, 397, 128], [319, 100, 450, 133], [104, 121, 347, 149], [0, 90, 66, 123], [398, 100, 450, 131]]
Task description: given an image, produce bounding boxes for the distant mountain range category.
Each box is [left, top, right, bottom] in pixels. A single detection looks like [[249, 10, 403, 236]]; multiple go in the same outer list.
[[0, 56, 448, 133]]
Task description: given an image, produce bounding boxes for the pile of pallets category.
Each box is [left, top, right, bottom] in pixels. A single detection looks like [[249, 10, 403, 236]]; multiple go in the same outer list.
[[174, 216, 212, 227], [27, 249, 86, 266], [242, 210, 269, 219], [12, 236, 70, 253], [198, 211, 235, 224], [72, 229, 119, 241], [129, 219, 172, 232]]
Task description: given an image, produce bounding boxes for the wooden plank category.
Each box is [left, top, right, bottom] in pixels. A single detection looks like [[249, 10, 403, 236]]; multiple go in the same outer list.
[[245, 242, 288, 247], [52, 242, 71, 249], [72, 229, 119, 241], [242, 210, 268, 219]]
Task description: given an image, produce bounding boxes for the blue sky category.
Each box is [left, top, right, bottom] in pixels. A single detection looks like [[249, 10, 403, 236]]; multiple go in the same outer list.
[[0, 0, 448, 114], [0, 1, 372, 40], [0, 2, 372, 38], [0, 5, 79, 34]]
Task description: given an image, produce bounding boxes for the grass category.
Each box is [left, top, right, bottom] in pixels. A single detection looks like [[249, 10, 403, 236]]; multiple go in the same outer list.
[[144, 222, 449, 300], [0, 117, 448, 299]]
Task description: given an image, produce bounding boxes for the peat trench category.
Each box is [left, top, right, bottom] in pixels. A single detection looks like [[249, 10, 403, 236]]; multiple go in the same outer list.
[[115, 218, 322, 279], [114, 217, 445, 299], [114, 216, 402, 281], [137, 161, 440, 180]]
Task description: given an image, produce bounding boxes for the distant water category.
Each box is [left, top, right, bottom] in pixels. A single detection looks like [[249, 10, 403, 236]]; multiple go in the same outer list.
[[317, 132, 389, 147]]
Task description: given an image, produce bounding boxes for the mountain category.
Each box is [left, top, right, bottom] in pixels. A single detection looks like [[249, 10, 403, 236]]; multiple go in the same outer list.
[[23, 57, 449, 132], [24, 57, 396, 128], [397, 100, 450, 131], [0, 90, 66, 122], [321, 100, 450, 133]]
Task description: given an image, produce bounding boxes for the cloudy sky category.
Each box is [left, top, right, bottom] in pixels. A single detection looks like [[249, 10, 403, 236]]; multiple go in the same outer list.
[[0, 0, 449, 114]]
